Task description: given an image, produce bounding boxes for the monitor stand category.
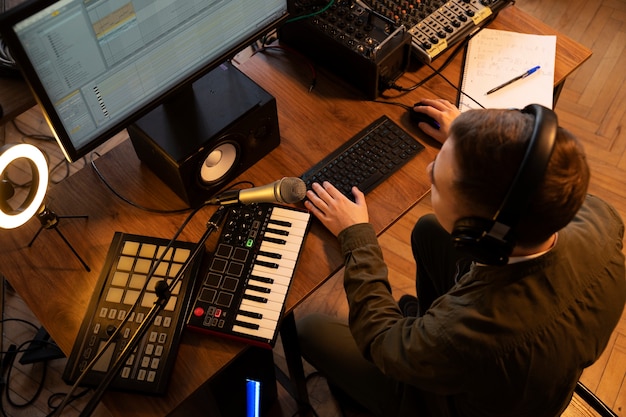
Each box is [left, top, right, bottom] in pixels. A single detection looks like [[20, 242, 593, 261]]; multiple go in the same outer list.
[[128, 61, 280, 208]]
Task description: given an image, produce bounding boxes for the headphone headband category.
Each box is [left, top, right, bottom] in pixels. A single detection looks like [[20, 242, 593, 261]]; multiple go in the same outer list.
[[492, 104, 558, 230], [451, 104, 558, 265]]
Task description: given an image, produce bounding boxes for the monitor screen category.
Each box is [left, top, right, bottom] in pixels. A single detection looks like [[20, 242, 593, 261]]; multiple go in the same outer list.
[[0, 0, 289, 162]]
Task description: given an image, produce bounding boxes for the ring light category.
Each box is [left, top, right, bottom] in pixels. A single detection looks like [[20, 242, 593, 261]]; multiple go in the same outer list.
[[0, 143, 49, 229]]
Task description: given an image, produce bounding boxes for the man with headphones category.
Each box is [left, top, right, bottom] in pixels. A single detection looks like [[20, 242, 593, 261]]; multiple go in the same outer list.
[[298, 99, 626, 417]]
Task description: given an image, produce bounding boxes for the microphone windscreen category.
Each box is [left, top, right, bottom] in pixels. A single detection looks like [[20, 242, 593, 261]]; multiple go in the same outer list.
[[279, 177, 307, 203]]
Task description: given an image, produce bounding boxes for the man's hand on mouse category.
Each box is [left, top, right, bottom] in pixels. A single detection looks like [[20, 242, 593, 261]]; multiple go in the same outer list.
[[413, 99, 460, 144]]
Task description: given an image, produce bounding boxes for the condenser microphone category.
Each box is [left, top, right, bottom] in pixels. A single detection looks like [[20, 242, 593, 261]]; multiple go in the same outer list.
[[206, 177, 307, 205]]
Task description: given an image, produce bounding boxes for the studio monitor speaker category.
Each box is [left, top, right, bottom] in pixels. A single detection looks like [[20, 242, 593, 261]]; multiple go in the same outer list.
[[128, 62, 280, 208]]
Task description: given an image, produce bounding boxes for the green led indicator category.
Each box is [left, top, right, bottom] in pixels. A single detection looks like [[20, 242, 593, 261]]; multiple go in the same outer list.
[[246, 239, 254, 248]]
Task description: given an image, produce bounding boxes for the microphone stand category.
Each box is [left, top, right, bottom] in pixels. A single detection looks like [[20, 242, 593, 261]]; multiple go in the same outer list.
[[52, 206, 227, 417]]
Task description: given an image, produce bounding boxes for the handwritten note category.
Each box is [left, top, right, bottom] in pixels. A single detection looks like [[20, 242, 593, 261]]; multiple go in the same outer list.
[[458, 29, 556, 111]]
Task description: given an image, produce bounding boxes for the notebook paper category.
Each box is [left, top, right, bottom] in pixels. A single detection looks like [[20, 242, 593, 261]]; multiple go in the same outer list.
[[458, 28, 556, 111]]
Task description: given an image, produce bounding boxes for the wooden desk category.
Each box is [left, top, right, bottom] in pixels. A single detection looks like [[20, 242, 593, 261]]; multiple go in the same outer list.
[[0, 6, 591, 416]]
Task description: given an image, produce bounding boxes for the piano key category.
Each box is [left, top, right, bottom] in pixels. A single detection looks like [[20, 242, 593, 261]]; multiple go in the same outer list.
[[264, 231, 304, 246], [259, 241, 301, 259], [243, 293, 268, 303], [268, 218, 290, 227], [249, 274, 273, 284], [271, 207, 311, 223], [255, 259, 279, 269], [246, 284, 271, 293], [233, 319, 260, 330], [232, 324, 275, 341], [266, 220, 308, 237], [238, 310, 262, 319], [263, 236, 286, 245], [235, 314, 277, 332], [255, 254, 296, 271], [265, 227, 289, 236], [250, 268, 292, 286], [252, 263, 294, 279], [244, 286, 288, 304], [259, 237, 303, 255], [247, 279, 288, 295], [239, 300, 282, 321], [257, 250, 281, 259]]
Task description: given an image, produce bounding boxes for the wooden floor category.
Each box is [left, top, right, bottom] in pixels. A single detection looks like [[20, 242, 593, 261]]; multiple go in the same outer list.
[[0, 0, 625, 415]]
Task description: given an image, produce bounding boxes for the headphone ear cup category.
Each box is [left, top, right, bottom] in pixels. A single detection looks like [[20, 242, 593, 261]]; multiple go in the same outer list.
[[451, 217, 512, 266], [451, 217, 492, 246]]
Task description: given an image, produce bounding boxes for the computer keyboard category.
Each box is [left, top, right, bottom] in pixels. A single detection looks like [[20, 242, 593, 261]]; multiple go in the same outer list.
[[63, 232, 203, 395], [300, 115, 424, 200]]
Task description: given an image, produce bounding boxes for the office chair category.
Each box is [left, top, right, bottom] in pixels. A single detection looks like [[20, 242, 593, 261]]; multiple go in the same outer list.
[[563, 381, 619, 417]]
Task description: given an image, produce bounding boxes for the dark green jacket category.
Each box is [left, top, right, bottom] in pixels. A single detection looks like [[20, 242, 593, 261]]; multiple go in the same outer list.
[[339, 195, 625, 417]]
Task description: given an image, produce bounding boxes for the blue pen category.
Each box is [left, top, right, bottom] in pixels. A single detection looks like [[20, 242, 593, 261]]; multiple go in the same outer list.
[[485, 66, 541, 95]]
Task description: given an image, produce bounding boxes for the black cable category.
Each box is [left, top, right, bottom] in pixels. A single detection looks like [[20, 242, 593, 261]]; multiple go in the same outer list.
[[10, 119, 55, 143], [286, 0, 336, 23], [0, 35, 19, 78], [89, 152, 190, 214], [45, 388, 91, 417], [6, 118, 79, 186], [383, 27, 484, 100], [90, 150, 259, 214], [0, 318, 40, 334], [425, 61, 485, 109], [3, 339, 49, 408]]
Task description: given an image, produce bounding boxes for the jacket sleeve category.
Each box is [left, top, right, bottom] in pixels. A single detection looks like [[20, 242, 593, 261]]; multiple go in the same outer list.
[[338, 223, 467, 393]]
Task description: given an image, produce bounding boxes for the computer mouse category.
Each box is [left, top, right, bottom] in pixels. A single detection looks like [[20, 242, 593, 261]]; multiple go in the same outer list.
[[410, 102, 440, 129]]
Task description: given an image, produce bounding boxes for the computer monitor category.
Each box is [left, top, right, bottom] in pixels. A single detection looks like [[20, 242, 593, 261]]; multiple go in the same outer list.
[[0, 0, 289, 162]]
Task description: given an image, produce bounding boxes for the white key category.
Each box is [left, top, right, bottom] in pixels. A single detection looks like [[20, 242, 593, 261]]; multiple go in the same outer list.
[[263, 231, 304, 247], [239, 296, 283, 312], [244, 286, 287, 304], [232, 324, 275, 341], [250, 268, 292, 287], [239, 299, 282, 321], [252, 263, 294, 279], [259, 241, 301, 259], [271, 207, 311, 223], [266, 220, 308, 238], [255, 254, 296, 271], [247, 279, 288, 295], [235, 314, 277, 332]]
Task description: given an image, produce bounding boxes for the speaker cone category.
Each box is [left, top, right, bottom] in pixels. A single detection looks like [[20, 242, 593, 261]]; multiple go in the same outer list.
[[199, 141, 239, 184]]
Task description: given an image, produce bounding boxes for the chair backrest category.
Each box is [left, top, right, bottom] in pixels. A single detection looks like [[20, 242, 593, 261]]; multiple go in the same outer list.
[[561, 382, 618, 417]]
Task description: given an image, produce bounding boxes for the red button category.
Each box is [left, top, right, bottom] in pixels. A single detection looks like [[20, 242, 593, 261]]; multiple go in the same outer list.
[[193, 307, 204, 317]]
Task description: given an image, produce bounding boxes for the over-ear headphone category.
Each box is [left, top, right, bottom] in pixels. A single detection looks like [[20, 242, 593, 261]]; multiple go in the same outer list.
[[451, 104, 558, 266]]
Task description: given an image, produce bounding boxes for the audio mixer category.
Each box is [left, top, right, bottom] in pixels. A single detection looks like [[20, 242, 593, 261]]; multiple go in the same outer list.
[[360, 0, 514, 63], [281, 0, 514, 90], [280, 0, 412, 99]]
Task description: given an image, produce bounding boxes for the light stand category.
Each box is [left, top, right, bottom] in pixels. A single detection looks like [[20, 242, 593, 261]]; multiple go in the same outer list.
[[0, 143, 91, 271], [51, 206, 228, 417], [27, 204, 90, 272]]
